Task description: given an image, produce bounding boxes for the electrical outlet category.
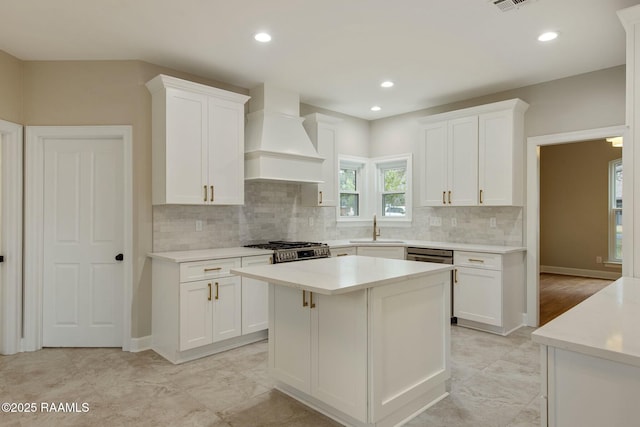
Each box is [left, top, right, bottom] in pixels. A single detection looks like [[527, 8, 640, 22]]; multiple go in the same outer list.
[[430, 216, 442, 227], [451, 218, 457, 227], [489, 217, 497, 228], [596, 256, 603, 264], [195, 220, 203, 232]]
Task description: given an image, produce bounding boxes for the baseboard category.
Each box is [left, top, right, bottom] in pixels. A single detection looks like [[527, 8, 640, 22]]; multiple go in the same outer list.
[[540, 265, 621, 280], [129, 335, 152, 352]]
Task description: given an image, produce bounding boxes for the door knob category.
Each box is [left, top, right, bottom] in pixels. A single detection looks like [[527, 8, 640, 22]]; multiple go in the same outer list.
[[115, 254, 124, 261], [0, 255, 4, 262]]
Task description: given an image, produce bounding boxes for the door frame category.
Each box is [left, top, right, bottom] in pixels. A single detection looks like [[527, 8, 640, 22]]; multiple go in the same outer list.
[[525, 124, 627, 327], [24, 126, 133, 351], [0, 119, 23, 355]]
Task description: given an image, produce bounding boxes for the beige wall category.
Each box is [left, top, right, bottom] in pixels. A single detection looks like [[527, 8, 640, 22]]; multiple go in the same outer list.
[[540, 140, 622, 273], [19, 58, 247, 338], [0, 50, 23, 124]]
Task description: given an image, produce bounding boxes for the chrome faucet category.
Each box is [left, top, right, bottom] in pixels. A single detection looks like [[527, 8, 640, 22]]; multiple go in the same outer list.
[[372, 215, 381, 241]]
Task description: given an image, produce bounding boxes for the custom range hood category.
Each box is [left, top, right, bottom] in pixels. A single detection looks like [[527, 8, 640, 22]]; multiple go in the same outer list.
[[245, 84, 324, 183]]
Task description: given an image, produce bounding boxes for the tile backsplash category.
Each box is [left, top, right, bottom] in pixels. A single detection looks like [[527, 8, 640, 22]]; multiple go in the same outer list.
[[153, 181, 523, 252]]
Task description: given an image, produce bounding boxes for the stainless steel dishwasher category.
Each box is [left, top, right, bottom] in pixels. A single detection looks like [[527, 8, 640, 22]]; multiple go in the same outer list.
[[406, 247, 456, 323]]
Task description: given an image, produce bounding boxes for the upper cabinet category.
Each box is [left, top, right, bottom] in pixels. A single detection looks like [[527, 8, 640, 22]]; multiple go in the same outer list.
[[301, 113, 342, 207], [146, 75, 250, 205], [418, 99, 529, 207]]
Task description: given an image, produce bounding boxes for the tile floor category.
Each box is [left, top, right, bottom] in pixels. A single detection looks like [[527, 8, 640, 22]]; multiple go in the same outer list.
[[0, 326, 540, 427]]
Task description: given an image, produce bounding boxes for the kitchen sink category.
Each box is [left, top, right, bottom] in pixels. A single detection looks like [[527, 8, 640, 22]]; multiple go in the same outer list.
[[349, 239, 405, 244]]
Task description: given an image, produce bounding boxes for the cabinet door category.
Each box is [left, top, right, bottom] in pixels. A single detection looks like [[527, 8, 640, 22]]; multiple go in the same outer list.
[[179, 280, 213, 351], [301, 114, 340, 207], [420, 122, 448, 206], [208, 96, 245, 205], [212, 276, 242, 342], [453, 267, 502, 326], [269, 285, 311, 393], [311, 291, 367, 422], [479, 110, 517, 206], [357, 246, 405, 259], [241, 255, 271, 334], [448, 116, 478, 206], [165, 88, 209, 204]]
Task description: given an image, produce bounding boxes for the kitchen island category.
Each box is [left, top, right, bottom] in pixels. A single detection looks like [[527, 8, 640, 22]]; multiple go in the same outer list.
[[231, 255, 452, 427], [532, 277, 640, 427]]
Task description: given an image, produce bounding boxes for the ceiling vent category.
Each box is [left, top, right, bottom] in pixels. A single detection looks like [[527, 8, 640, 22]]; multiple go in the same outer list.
[[490, 0, 533, 12]]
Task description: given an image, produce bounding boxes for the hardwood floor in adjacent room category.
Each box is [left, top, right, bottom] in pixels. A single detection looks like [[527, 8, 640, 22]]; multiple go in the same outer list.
[[539, 273, 615, 325]]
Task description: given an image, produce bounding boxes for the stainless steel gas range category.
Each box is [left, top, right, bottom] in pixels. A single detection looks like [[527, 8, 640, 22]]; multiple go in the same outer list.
[[244, 241, 331, 263]]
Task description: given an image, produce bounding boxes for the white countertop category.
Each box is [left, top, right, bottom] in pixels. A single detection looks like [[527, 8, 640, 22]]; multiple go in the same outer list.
[[532, 277, 640, 368], [231, 255, 453, 295], [325, 239, 525, 254], [147, 247, 273, 262]]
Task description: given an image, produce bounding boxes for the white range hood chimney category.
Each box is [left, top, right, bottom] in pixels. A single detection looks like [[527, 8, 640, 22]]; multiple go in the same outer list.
[[245, 84, 324, 183]]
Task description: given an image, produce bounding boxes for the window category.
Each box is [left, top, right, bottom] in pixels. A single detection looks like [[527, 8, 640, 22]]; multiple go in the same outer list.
[[338, 157, 366, 218], [609, 158, 622, 262], [374, 155, 412, 221]]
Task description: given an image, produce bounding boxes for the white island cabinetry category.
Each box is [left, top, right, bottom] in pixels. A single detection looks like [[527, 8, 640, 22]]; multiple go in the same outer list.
[[232, 256, 452, 427], [149, 248, 272, 364], [532, 278, 640, 427]]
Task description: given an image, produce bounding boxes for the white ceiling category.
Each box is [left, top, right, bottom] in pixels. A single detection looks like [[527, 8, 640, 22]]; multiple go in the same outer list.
[[1, 0, 638, 119]]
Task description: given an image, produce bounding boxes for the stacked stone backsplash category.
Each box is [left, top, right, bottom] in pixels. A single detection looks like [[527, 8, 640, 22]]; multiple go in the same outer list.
[[153, 181, 523, 252]]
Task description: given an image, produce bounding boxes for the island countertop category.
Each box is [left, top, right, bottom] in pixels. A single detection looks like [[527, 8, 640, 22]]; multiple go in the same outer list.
[[531, 276, 640, 368], [230, 255, 453, 295]]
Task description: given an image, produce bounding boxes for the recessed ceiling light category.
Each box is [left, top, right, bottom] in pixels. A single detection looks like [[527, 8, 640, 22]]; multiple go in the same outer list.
[[254, 32, 272, 43], [538, 31, 558, 42], [371, 106, 381, 112], [381, 81, 394, 88]]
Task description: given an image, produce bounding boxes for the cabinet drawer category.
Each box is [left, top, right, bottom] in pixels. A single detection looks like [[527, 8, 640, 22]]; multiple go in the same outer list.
[[180, 258, 241, 282], [331, 246, 357, 257], [454, 251, 501, 270]]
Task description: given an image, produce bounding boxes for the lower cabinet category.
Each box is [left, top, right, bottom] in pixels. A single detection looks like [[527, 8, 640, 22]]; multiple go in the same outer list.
[[453, 250, 525, 335], [179, 276, 241, 351], [270, 285, 368, 421], [356, 246, 405, 259], [152, 255, 269, 364]]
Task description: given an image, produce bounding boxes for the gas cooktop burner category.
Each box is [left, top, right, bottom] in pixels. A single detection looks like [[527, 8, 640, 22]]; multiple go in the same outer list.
[[245, 241, 330, 263], [246, 241, 325, 250]]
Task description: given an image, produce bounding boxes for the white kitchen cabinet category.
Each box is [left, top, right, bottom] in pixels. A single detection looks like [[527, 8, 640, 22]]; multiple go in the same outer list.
[[179, 280, 213, 351], [453, 250, 525, 335], [419, 99, 528, 207], [241, 255, 271, 334], [151, 254, 268, 364], [478, 106, 527, 206], [270, 285, 368, 421], [330, 246, 357, 257], [146, 74, 250, 205], [356, 246, 405, 259], [301, 113, 342, 207]]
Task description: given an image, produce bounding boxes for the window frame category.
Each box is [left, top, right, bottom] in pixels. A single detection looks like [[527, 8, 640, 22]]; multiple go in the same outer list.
[[337, 156, 368, 222], [608, 158, 622, 263], [373, 154, 412, 223]]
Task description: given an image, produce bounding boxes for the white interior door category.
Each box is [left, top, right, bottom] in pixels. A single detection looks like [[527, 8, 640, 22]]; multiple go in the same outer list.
[[42, 137, 124, 347]]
